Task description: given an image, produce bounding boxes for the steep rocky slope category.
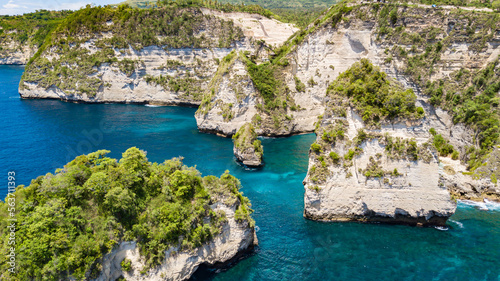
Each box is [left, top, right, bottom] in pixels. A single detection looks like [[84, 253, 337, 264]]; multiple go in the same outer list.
[[15, 1, 500, 200], [277, 2, 500, 206], [0, 10, 72, 64], [18, 5, 296, 106], [195, 2, 499, 140], [97, 201, 256, 281], [302, 60, 458, 225]]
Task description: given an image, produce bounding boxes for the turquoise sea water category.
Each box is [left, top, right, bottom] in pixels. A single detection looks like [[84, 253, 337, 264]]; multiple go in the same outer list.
[[1, 65, 499, 280]]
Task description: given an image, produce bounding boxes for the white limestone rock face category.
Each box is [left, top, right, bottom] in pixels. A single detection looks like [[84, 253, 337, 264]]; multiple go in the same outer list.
[[440, 150, 500, 201], [194, 53, 324, 137], [303, 110, 457, 226], [285, 4, 499, 141], [234, 145, 262, 167], [195, 57, 260, 136], [18, 8, 299, 106], [0, 37, 37, 64], [231, 123, 263, 167], [94, 204, 256, 281]]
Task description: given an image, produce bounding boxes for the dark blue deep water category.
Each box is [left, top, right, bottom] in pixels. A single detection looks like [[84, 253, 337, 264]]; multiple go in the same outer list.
[[1, 65, 500, 280]]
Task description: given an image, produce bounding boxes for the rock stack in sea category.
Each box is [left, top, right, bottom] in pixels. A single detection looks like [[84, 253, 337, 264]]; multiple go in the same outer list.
[[232, 123, 264, 167]]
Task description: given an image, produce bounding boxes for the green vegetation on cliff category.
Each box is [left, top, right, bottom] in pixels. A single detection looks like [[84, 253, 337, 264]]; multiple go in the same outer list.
[[326, 59, 424, 127], [0, 148, 253, 280], [0, 10, 72, 47], [124, 0, 338, 28], [366, 2, 499, 169], [0, 10, 72, 59]]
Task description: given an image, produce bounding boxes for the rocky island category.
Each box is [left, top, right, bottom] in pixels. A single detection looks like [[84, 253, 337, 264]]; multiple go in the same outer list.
[[232, 122, 264, 167], [0, 148, 256, 280]]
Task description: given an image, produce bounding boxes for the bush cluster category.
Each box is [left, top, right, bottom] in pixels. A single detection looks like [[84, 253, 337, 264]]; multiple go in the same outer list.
[[326, 59, 424, 127]]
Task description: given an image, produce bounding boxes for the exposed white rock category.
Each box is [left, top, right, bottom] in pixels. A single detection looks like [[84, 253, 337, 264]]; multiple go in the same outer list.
[[303, 110, 457, 226], [95, 204, 256, 281], [440, 151, 500, 201], [234, 145, 262, 167], [231, 123, 263, 167], [201, 8, 298, 47], [20, 46, 248, 105], [196, 58, 261, 135]]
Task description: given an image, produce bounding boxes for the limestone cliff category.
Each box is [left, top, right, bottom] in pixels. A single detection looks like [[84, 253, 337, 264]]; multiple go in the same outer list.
[[232, 123, 263, 167], [0, 38, 36, 64], [18, 5, 296, 106], [95, 203, 256, 281], [303, 110, 457, 226], [195, 2, 499, 141], [0, 10, 71, 64], [14, 1, 500, 198], [288, 2, 500, 203], [303, 59, 457, 226]]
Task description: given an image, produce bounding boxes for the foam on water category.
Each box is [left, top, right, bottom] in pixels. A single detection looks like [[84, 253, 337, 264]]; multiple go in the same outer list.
[[458, 199, 500, 212], [448, 219, 464, 229]]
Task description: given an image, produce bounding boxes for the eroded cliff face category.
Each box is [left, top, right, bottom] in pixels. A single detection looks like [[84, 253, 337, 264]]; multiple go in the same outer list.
[[21, 45, 238, 105], [19, 7, 297, 106], [288, 4, 499, 145], [303, 109, 457, 226], [195, 54, 261, 134], [95, 202, 256, 281], [195, 4, 499, 140], [232, 123, 263, 167], [290, 4, 499, 208]]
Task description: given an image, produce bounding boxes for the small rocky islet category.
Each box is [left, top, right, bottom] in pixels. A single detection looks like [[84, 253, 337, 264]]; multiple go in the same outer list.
[[1, 0, 500, 279]]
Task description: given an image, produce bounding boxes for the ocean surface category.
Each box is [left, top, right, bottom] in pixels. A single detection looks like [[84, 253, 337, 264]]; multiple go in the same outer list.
[[1, 65, 499, 280]]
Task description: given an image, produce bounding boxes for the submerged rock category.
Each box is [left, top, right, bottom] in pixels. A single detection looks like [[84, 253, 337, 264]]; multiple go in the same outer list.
[[232, 123, 263, 167]]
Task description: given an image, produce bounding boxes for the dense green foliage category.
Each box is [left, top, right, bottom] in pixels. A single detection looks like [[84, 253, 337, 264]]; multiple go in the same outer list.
[[0, 10, 72, 48], [0, 148, 253, 280], [326, 59, 424, 127], [51, 3, 243, 50], [161, 0, 275, 18], [125, 0, 338, 28], [369, 2, 499, 168], [0, 10, 72, 59]]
